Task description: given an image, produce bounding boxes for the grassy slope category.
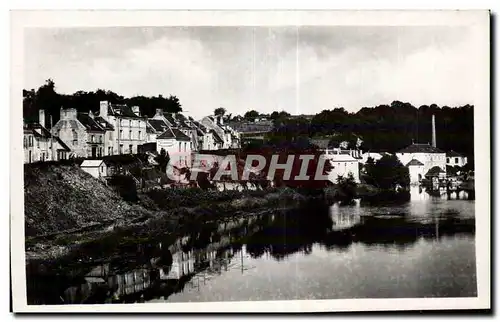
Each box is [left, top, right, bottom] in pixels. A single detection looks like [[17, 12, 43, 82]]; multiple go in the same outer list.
[[24, 163, 150, 237]]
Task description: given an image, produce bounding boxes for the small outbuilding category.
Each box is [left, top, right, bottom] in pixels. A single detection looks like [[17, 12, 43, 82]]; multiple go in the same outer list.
[[80, 159, 109, 179]]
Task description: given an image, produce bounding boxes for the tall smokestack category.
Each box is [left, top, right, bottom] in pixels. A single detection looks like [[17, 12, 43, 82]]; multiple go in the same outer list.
[[431, 114, 436, 148]]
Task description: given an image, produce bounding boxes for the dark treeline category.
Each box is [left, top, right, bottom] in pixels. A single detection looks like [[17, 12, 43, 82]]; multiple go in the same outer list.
[[266, 101, 474, 158], [23, 79, 183, 125], [24, 80, 474, 159]]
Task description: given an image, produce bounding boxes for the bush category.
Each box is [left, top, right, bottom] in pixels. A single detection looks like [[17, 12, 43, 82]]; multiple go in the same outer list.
[[107, 175, 138, 203]]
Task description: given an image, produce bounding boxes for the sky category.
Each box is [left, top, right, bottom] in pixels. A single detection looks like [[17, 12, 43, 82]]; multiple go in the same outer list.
[[24, 26, 479, 119]]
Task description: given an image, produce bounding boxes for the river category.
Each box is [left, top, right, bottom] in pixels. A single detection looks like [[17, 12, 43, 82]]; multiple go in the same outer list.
[[26, 186, 476, 304]]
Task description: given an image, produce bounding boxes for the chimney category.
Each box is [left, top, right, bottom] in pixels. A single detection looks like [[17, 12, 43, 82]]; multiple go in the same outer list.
[[219, 115, 224, 125], [89, 110, 94, 119], [132, 106, 140, 117], [99, 101, 109, 118], [431, 114, 436, 148], [155, 108, 163, 117], [39, 109, 45, 128]]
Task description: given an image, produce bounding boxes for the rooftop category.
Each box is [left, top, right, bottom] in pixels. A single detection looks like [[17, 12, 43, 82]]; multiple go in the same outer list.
[[398, 143, 445, 154], [406, 159, 425, 166]]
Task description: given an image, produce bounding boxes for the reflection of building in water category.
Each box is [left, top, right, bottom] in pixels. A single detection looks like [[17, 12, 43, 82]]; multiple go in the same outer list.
[[109, 268, 151, 297], [329, 200, 361, 231], [160, 251, 195, 280], [409, 185, 431, 201]]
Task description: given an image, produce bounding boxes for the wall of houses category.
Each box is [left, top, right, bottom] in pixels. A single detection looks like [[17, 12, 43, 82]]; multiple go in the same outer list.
[[99, 101, 148, 155], [396, 152, 447, 175]]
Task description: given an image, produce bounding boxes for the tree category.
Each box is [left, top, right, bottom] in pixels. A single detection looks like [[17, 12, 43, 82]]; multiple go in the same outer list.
[[366, 154, 410, 190], [336, 172, 358, 203], [214, 107, 226, 116], [155, 149, 170, 173], [244, 110, 260, 119]]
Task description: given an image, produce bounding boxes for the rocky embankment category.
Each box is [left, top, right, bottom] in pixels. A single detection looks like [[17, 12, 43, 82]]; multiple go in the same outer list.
[[23, 163, 313, 263]]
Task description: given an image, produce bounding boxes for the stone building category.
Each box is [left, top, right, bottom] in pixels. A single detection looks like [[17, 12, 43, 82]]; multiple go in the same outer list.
[[97, 101, 148, 155], [51, 108, 106, 158]]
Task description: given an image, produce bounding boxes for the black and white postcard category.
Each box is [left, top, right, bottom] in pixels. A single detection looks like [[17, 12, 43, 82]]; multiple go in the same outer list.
[[10, 9, 491, 313]]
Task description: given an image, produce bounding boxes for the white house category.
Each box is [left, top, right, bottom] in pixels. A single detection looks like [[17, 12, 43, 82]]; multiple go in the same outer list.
[[80, 159, 109, 179], [156, 127, 192, 169], [396, 143, 446, 178], [446, 151, 468, 167], [325, 151, 360, 183], [406, 159, 425, 185]]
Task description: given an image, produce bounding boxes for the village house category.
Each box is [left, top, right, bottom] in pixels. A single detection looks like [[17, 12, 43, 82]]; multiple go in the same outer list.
[[156, 127, 192, 169], [201, 115, 240, 149], [396, 143, 447, 179], [97, 101, 148, 155], [446, 150, 468, 167], [146, 118, 171, 143], [191, 120, 218, 151], [51, 108, 106, 158], [23, 111, 71, 163], [325, 150, 361, 183]]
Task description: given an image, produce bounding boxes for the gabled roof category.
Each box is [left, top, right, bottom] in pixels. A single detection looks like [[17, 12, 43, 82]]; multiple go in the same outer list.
[[163, 113, 177, 126], [398, 143, 445, 154], [192, 121, 207, 133], [210, 130, 224, 144], [157, 128, 176, 139], [54, 136, 71, 151], [77, 113, 105, 132], [425, 166, 445, 177], [447, 150, 464, 157], [157, 127, 191, 141], [25, 123, 52, 138], [406, 159, 424, 166], [108, 104, 140, 118], [171, 128, 191, 141], [148, 119, 170, 133], [94, 116, 114, 130]]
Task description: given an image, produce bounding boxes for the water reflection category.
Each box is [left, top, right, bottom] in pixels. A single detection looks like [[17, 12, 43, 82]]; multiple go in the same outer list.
[[26, 193, 476, 304]]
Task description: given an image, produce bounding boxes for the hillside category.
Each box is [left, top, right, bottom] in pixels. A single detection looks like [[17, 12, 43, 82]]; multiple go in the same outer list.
[[24, 163, 151, 237]]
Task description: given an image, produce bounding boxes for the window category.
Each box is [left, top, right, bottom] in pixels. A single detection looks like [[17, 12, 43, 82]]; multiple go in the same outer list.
[[447, 158, 450, 163], [108, 147, 112, 155], [129, 120, 132, 127], [129, 130, 132, 139], [138, 131, 141, 140], [91, 135, 95, 143], [190, 142, 192, 150], [184, 142, 187, 152], [179, 142, 181, 152], [129, 144, 133, 154], [72, 130, 78, 145], [455, 157, 459, 164], [119, 144, 123, 154], [37, 139, 40, 148], [23, 137, 27, 148], [120, 130, 123, 139]]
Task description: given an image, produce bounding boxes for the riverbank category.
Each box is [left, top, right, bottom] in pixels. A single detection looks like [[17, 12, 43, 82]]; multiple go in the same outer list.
[[24, 163, 319, 266]]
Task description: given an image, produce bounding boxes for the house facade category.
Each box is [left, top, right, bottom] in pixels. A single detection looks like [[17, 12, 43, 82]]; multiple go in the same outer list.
[[156, 127, 192, 169], [51, 108, 106, 158], [325, 152, 360, 183], [406, 159, 425, 185], [24, 110, 71, 163], [80, 159, 109, 179], [396, 143, 447, 177], [446, 151, 468, 167], [97, 101, 148, 155]]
